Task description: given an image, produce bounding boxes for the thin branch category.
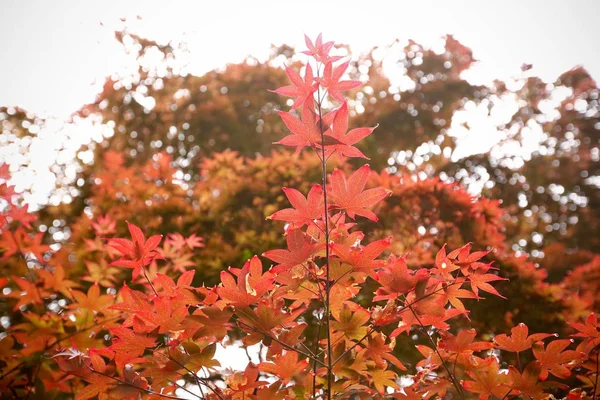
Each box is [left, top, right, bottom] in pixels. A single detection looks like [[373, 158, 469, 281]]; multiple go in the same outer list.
[[167, 350, 224, 400], [237, 321, 326, 367], [332, 327, 375, 367], [85, 366, 184, 399], [168, 379, 203, 400], [592, 345, 599, 399], [408, 305, 465, 399], [142, 266, 159, 296], [313, 319, 322, 399]]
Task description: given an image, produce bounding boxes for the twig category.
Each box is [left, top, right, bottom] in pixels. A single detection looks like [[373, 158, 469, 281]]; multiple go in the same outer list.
[[85, 366, 184, 399], [408, 305, 465, 399], [316, 58, 334, 400], [237, 321, 326, 367]]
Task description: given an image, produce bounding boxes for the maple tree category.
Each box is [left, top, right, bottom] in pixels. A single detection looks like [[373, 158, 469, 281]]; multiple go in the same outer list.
[[0, 33, 599, 400]]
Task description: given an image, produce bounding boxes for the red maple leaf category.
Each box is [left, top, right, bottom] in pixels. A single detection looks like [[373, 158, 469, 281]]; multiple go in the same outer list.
[[332, 236, 391, 279], [91, 215, 116, 236], [7, 204, 37, 229], [70, 283, 114, 314], [274, 102, 332, 153], [533, 339, 585, 380], [263, 228, 320, 272], [569, 313, 600, 353], [438, 329, 494, 357], [38, 265, 79, 298], [107, 221, 163, 280], [461, 357, 512, 400], [270, 64, 317, 110], [268, 184, 324, 228], [374, 255, 429, 301], [217, 256, 274, 307], [493, 323, 554, 353], [302, 33, 342, 64], [258, 351, 309, 384], [466, 263, 507, 299], [10, 276, 43, 311], [328, 165, 391, 221], [109, 326, 156, 369], [319, 61, 362, 103], [321, 102, 376, 160]]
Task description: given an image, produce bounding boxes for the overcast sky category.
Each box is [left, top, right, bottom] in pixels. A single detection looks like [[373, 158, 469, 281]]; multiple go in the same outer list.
[[1, 0, 599, 119]]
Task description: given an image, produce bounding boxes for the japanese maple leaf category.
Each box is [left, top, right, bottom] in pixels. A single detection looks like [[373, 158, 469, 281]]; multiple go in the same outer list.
[[438, 329, 493, 362], [368, 368, 400, 394], [91, 215, 116, 236], [109, 326, 156, 369], [217, 256, 274, 307], [155, 270, 195, 298], [83, 259, 120, 287], [24, 230, 51, 261], [109, 284, 151, 317], [187, 306, 233, 341], [270, 63, 317, 110], [156, 240, 195, 273], [0, 228, 50, 261], [7, 204, 36, 229], [331, 236, 391, 279], [321, 102, 376, 159], [135, 296, 188, 334], [166, 232, 204, 250], [493, 323, 554, 353], [391, 306, 464, 337], [331, 302, 370, 341], [70, 283, 114, 314], [228, 363, 268, 394], [443, 278, 478, 312], [236, 302, 306, 346], [302, 33, 342, 63], [461, 357, 512, 400], [507, 363, 545, 399], [328, 165, 391, 221], [532, 339, 585, 380], [10, 276, 43, 311], [38, 264, 79, 298], [448, 242, 491, 267], [374, 255, 429, 301], [107, 221, 163, 280], [569, 313, 600, 353], [360, 332, 406, 371], [274, 101, 333, 153], [467, 265, 507, 299], [258, 351, 309, 384], [263, 228, 320, 272], [319, 61, 362, 103], [268, 184, 324, 228]]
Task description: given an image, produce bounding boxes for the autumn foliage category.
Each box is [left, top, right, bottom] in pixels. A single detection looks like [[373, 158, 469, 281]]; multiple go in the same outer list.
[[0, 34, 599, 400]]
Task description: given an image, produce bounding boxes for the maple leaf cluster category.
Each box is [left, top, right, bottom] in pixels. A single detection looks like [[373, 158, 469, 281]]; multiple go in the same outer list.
[[0, 35, 598, 400]]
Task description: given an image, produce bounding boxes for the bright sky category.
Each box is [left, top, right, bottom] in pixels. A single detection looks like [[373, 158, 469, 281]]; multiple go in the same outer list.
[[1, 0, 599, 119]]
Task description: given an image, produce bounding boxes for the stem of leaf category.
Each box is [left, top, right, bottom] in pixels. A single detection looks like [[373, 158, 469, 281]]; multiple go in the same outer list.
[[142, 266, 159, 296]]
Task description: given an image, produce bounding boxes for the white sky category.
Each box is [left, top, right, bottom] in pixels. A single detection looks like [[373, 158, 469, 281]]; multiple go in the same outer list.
[[1, 0, 599, 120]]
